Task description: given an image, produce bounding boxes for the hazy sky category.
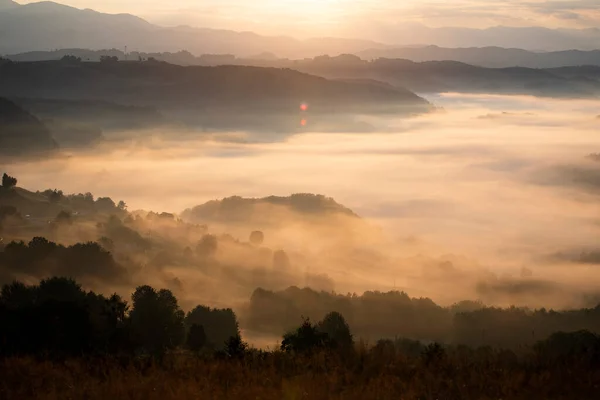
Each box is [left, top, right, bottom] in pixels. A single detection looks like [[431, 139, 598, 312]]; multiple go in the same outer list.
[[17, 1, 600, 37]]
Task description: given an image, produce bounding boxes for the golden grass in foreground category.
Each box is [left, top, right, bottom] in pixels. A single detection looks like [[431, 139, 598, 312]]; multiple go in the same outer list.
[[1, 348, 599, 400]]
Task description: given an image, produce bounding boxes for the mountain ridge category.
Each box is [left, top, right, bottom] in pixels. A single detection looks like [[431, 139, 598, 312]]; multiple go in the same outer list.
[[1, 1, 600, 56]]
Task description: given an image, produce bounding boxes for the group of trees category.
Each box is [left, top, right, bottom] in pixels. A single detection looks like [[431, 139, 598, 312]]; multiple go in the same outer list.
[[99, 55, 119, 64], [0, 237, 127, 285], [0, 277, 242, 358], [2, 276, 598, 373], [281, 311, 353, 354], [60, 55, 82, 64], [247, 286, 600, 349]]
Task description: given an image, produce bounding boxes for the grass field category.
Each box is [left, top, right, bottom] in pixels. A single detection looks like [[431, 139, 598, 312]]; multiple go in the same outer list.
[[2, 344, 599, 400]]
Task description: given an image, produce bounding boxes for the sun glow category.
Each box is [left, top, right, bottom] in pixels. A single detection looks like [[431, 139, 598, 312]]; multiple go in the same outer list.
[[268, 0, 348, 18]]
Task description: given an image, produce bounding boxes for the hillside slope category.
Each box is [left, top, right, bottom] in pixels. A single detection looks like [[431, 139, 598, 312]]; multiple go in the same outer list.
[[0, 61, 431, 115], [0, 97, 57, 155]]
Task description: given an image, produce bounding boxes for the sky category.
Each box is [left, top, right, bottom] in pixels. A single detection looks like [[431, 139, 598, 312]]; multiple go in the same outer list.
[[17, 0, 600, 37]]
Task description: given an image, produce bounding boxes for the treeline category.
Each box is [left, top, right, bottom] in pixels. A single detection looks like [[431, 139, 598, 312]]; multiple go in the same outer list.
[[1, 278, 600, 400], [246, 286, 600, 348], [0, 237, 128, 285], [0, 174, 127, 224], [0, 277, 240, 359]]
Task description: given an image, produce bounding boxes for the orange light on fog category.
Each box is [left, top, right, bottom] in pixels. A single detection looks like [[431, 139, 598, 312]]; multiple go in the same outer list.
[[300, 103, 308, 111]]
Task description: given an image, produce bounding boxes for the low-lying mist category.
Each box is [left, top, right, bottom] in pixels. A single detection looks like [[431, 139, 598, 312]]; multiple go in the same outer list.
[[2, 93, 600, 317]]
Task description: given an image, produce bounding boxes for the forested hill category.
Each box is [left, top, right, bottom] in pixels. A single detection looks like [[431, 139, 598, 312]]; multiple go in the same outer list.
[[181, 194, 359, 225], [0, 60, 430, 115]]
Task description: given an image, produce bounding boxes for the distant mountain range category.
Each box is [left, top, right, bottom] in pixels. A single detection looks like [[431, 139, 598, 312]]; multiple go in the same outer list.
[[1, 1, 599, 58], [0, 1, 387, 58], [8, 46, 600, 69], [367, 25, 600, 52], [357, 46, 600, 69], [287, 55, 600, 98]]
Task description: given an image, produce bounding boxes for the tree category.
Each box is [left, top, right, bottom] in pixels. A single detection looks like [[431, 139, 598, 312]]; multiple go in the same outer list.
[[196, 234, 218, 258], [99, 55, 119, 63], [61, 55, 81, 64], [96, 197, 116, 211], [318, 311, 353, 350], [129, 286, 185, 357], [249, 231, 264, 246], [273, 250, 290, 269], [0, 277, 131, 357], [37, 277, 86, 304], [186, 323, 207, 353], [185, 305, 239, 350], [281, 318, 329, 354], [0, 205, 18, 219], [43, 189, 63, 203], [117, 201, 127, 211], [54, 211, 72, 225], [422, 342, 446, 366], [2, 173, 17, 188], [224, 333, 248, 359], [0, 281, 35, 309], [98, 236, 115, 252]]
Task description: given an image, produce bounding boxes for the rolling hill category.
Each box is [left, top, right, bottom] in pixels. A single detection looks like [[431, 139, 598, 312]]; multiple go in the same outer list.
[[181, 194, 359, 226], [0, 60, 431, 116], [0, 97, 57, 156]]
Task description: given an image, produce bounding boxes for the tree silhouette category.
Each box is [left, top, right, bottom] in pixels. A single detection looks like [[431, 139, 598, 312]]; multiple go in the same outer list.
[[273, 250, 290, 269], [0, 277, 130, 357], [249, 231, 264, 246], [99, 55, 119, 63], [186, 323, 207, 353], [281, 318, 329, 354], [61, 55, 81, 64], [129, 286, 185, 357], [224, 333, 248, 359], [43, 189, 64, 203], [0, 205, 19, 220], [318, 311, 353, 350], [54, 210, 73, 225], [185, 305, 239, 350], [96, 197, 116, 212], [196, 234, 218, 258], [1, 173, 17, 188], [0, 281, 35, 309]]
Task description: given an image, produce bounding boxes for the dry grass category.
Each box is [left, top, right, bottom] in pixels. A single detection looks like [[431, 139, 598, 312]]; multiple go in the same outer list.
[[1, 348, 599, 400]]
